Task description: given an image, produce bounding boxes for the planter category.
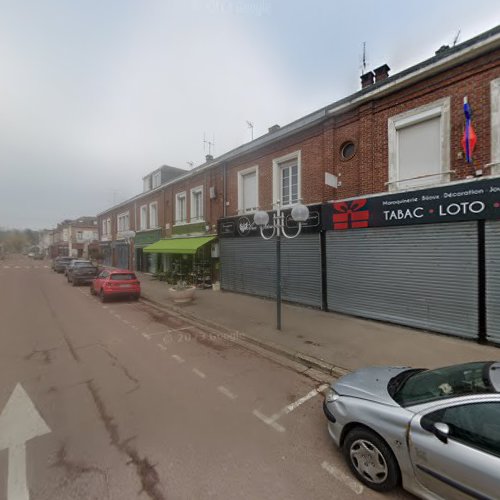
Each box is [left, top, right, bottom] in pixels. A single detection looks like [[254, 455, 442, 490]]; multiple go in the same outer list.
[[169, 286, 196, 304]]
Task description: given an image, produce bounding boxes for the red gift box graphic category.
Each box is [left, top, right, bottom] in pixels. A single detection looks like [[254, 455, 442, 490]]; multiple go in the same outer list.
[[333, 199, 369, 229]]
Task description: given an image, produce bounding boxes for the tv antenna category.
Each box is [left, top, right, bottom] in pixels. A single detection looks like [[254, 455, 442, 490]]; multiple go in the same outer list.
[[246, 120, 254, 141], [187, 161, 194, 169], [452, 28, 461, 46], [360, 41, 368, 75], [203, 132, 215, 156]]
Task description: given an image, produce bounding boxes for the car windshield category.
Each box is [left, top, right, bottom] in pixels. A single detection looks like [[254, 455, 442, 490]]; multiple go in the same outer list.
[[110, 273, 136, 281], [391, 362, 496, 407], [74, 261, 91, 267]]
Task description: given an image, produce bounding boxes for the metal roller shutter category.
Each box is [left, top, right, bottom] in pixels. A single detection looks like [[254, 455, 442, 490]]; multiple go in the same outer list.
[[220, 233, 322, 307], [326, 222, 478, 338], [486, 220, 500, 344], [115, 243, 129, 269]]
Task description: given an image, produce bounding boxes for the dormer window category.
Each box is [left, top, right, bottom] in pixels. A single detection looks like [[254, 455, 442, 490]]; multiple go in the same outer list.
[[143, 176, 152, 192], [152, 172, 161, 188]]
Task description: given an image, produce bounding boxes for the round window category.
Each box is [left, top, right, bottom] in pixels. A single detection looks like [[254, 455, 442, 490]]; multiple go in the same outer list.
[[340, 141, 356, 160]]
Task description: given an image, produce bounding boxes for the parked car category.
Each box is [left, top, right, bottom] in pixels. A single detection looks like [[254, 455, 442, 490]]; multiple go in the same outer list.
[[53, 256, 74, 273], [90, 269, 141, 302], [67, 261, 99, 286], [64, 259, 87, 277], [33, 253, 44, 260], [323, 361, 500, 499]]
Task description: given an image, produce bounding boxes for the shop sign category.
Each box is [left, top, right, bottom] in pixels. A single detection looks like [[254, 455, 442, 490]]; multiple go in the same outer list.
[[218, 204, 322, 237], [322, 178, 500, 230]]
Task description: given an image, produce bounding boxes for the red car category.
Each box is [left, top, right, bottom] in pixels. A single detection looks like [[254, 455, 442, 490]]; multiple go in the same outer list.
[[90, 269, 141, 302]]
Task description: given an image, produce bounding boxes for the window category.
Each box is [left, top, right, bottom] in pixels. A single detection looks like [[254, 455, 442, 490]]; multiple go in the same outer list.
[[421, 402, 500, 458], [117, 212, 130, 232], [143, 176, 152, 192], [340, 141, 356, 160], [175, 192, 187, 224], [238, 166, 258, 213], [140, 205, 148, 230], [190, 186, 204, 222], [76, 231, 83, 241], [106, 218, 111, 235], [101, 219, 107, 235], [273, 151, 301, 207], [149, 202, 158, 228], [152, 172, 161, 188], [388, 98, 450, 191]]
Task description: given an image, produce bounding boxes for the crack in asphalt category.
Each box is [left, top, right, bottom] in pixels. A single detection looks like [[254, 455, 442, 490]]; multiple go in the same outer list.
[[24, 347, 57, 364], [102, 348, 141, 389], [86, 380, 166, 500]]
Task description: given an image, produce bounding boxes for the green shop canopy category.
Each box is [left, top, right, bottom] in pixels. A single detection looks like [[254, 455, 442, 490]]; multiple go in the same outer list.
[[143, 236, 215, 255]]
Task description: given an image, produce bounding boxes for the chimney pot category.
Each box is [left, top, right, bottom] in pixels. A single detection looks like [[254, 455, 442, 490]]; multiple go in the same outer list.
[[373, 64, 390, 83], [360, 71, 375, 89], [205, 154, 214, 162], [268, 124, 280, 133]]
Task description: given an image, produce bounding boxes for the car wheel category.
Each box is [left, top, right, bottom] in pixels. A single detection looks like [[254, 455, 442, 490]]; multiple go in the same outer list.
[[99, 290, 107, 303], [90, 286, 96, 295], [343, 428, 400, 492], [72, 279, 78, 286]]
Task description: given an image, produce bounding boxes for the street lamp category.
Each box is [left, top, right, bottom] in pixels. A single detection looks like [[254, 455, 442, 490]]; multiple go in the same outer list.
[[254, 200, 309, 330], [121, 230, 136, 270]]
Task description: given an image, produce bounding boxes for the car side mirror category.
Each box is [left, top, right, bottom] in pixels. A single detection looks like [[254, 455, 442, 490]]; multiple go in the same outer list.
[[433, 422, 450, 444]]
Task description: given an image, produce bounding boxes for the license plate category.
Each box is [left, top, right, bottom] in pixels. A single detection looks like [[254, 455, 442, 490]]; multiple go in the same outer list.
[[120, 284, 132, 288]]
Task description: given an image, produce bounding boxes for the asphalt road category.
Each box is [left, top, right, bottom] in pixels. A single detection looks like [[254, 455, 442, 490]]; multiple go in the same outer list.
[[0, 256, 412, 500]]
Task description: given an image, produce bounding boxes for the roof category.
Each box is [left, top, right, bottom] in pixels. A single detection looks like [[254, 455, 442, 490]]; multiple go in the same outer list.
[[97, 24, 500, 217]]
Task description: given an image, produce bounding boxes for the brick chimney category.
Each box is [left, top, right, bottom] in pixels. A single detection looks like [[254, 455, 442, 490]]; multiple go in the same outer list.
[[205, 154, 213, 162], [268, 124, 280, 133], [360, 71, 375, 88], [374, 64, 390, 83]]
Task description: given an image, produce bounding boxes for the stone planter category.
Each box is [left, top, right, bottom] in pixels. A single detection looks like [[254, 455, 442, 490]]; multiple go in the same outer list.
[[169, 286, 196, 304]]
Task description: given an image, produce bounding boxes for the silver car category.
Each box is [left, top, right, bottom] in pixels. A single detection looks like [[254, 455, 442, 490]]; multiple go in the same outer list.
[[323, 361, 500, 499]]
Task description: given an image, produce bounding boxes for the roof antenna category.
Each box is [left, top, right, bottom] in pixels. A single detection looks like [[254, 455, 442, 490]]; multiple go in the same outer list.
[[360, 41, 368, 75], [186, 161, 194, 170], [203, 132, 215, 156], [246, 120, 254, 141], [453, 29, 461, 46]]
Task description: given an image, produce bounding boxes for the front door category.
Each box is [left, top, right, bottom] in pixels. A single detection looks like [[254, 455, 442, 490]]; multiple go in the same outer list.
[[408, 399, 500, 499]]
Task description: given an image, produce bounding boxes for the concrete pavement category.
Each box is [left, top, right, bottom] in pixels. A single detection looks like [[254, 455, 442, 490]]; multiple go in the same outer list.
[[137, 273, 499, 374]]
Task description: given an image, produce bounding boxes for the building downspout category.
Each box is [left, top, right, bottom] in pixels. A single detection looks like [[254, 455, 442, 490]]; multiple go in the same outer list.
[[223, 162, 227, 218]]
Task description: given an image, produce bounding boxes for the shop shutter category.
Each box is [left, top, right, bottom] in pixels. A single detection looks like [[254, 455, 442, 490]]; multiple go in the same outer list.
[[326, 222, 478, 339], [115, 243, 129, 269], [486, 220, 500, 344], [220, 233, 321, 307]]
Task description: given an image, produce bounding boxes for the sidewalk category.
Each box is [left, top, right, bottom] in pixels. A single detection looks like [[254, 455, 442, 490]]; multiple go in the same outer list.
[[137, 273, 498, 374]]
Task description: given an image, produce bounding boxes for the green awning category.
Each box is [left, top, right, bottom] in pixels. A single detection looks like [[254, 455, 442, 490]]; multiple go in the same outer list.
[[143, 236, 216, 255]]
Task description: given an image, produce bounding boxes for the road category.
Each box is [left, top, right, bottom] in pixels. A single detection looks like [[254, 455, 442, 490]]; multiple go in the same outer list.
[[0, 256, 412, 500]]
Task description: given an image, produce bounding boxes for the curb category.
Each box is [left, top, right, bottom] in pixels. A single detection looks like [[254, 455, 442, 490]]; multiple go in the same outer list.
[[140, 292, 350, 380]]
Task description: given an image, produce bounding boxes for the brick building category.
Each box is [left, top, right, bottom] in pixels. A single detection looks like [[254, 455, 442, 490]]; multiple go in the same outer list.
[[50, 217, 98, 258]]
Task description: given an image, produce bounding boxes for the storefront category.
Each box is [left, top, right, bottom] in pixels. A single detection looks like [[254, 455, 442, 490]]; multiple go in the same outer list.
[[143, 236, 216, 286], [218, 205, 323, 308], [322, 177, 500, 342], [113, 240, 129, 269], [134, 229, 163, 273], [99, 242, 112, 266]]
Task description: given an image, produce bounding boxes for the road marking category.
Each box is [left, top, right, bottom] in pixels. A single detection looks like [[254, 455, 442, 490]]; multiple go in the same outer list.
[[217, 386, 237, 400], [252, 384, 328, 432], [14, 266, 20, 269], [252, 410, 286, 432], [0, 384, 52, 500], [131, 325, 138, 330], [192, 368, 206, 379], [142, 332, 150, 340], [43, 265, 48, 268], [321, 461, 364, 495], [172, 354, 185, 363], [114, 314, 121, 319], [157, 343, 167, 351], [101, 305, 108, 309], [3, 265, 10, 269], [122, 319, 130, 325]]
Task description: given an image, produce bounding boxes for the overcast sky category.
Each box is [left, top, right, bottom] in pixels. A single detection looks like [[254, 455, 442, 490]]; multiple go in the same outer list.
[[0, 0, 499, 229]]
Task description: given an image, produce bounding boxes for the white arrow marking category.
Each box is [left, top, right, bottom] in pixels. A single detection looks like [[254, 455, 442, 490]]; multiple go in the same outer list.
[[0, 384, 51, 500]]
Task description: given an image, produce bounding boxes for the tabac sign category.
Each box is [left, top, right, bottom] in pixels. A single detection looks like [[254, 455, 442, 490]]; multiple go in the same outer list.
[[218, 204, 322, 237], [322, 177, 500, 230]]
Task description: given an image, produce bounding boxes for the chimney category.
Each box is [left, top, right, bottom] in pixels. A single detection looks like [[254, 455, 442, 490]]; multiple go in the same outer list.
[[205, 154, 213, 162], [435, 45, 450, 55], [360, 71, 375, 89], [374, 64, 390, 83], [268, 124, 280, 133]]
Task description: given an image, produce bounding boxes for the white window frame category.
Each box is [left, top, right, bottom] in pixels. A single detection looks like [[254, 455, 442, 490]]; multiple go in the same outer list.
[[149, 202, 158, 229], [101, 219, 107, 235], [272, 151, 301, 207], [117, 211, 130, 233], [237, 166, 259, 214], [143, 176, 152, 192], [175, 192, 187, 225], [106, 218, 111, 236], [190, 186, 204, 222], [140, 204, 148, 230], [152, 171, 161, 188], [388, 97, 451, 192], [491, 78, 500, 175]]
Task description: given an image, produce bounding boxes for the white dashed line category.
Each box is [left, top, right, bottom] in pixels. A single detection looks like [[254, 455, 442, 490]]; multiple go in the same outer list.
[[142, 333, 150, 340], [192, 368, 206, 379], [157, 343, 167, 351], [43, 265, 49, 268], [217, 386, 237, 400], [102, 305, 108, 309], [14, 266, 20, 269], [321, 461, 364, 495], [172, 354, 185, 363], [122, 319, 130, 325], [252, 410, 285, 432]]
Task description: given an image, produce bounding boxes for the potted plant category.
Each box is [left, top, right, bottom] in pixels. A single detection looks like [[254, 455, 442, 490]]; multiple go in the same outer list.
[[169, 279, 196, 304]]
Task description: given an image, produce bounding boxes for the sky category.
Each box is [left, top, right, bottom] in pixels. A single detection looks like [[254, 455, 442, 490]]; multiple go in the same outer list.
[[0, 0, 499, 229]]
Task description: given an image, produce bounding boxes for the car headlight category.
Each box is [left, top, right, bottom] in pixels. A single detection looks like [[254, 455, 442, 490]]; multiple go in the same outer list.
[[325, 387, 340, 403]]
